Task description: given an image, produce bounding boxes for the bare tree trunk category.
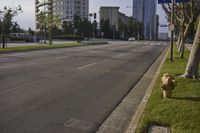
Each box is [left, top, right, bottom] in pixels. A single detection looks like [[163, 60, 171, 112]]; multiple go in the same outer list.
[[180, 24, 185, 58], [183, 20, 200, 79], [178, 21, 192, 57], [49, 29, 52, 45], [176, 33, 181, 48], [178, 24, 184, 53]]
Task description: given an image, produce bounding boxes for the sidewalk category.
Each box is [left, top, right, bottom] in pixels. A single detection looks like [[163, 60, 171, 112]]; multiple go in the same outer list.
[[185, 43, 192, 51], [96, 47, 168, 133]]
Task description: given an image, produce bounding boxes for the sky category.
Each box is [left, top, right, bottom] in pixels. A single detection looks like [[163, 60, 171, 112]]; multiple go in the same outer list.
[[0, 0, 168, 32]]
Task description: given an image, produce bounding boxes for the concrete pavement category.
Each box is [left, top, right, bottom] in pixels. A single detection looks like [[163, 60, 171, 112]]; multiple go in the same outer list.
[[0, 41, 167, 133]]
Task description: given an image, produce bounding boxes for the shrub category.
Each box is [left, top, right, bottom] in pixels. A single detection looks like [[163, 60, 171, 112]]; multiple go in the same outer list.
[[53, 35, 83, 40]]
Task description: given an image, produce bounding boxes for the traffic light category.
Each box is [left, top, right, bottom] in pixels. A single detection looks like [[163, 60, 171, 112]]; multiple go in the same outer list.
[[89, 13, 93, 17], [94, 13, 96, 19]]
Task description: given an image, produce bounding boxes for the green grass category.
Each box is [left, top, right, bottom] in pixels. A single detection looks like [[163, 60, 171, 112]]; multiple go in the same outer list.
[[136, 48, 200, 133], [0, 43, 82, 53]]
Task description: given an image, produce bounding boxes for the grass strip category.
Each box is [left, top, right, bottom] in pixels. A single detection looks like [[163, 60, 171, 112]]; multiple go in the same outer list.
[[0, 43, 82, 53], [136, 48, 200, 133]]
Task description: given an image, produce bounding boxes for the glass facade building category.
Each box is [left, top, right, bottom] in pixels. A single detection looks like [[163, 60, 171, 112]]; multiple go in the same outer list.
[[143, 0, 157, 40], [132, 0, 157, 40], [132, 0, 143, 21]]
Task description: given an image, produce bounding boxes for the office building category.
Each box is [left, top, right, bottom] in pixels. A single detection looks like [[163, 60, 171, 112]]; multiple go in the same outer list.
[[35, 0, 89, 23], [143, 0, 157, 40], [132, 0, 157, 40], [132, 0, 143, 21], [53, 0, 89, 21], [99, 7, 131, 30], [35, 0, 53, 14]]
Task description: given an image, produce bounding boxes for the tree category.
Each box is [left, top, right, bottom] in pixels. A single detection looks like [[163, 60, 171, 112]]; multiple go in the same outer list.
[[100, 19, 112, 38], [10, 22, 23, 33], [0, 5, 22, 48], [118, 19, 125, 39], [37, 12, 61, 45], [182, 18, 200, 79], [162, 1, 200, 58], [62, 21, 73, 35]]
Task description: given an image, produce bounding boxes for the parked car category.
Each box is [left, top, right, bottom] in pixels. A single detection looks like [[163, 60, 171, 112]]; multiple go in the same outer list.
[[128, 37, 136, 41]]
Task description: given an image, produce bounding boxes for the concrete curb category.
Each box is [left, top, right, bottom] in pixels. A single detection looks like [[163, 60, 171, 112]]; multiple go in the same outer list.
[[125, 47, 169, 133], [96, 47, 169, 133]]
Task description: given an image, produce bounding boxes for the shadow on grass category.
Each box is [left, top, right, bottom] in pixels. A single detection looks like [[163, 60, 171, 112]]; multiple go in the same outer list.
[[171, 96, 200, 101]]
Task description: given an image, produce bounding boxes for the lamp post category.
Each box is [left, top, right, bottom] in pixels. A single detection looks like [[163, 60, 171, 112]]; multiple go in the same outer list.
[[170, 0, 175, 61], [1, 7, 7, 48]]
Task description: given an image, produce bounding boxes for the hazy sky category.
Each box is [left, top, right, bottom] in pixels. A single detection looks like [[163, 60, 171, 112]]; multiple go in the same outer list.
[[0, 0, 168, 32]]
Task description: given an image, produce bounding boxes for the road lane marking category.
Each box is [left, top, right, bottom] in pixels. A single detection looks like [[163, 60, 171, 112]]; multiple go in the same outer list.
[[116, 54, 125, 57], [55, 56, 69, 59], [0, 65, 11, 69], [78, 63, 96, 70]]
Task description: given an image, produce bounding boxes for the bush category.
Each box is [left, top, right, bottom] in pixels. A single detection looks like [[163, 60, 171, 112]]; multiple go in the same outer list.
[[9, 36, 33, 42], [53, 35, 83, 40]]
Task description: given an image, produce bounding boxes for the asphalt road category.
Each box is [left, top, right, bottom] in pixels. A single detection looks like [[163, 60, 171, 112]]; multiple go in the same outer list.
[[0, 41, 167, 133]]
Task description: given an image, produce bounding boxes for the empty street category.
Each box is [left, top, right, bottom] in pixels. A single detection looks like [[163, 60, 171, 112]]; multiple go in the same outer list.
[[0, 41, 167, 133]]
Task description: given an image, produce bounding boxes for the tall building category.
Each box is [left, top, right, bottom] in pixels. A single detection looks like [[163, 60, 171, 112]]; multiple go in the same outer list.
[[35, 0, 53, 15], [132, 0, 143, 21], [53, 0, 89, 21], [143, 0, 157, 40], [35, 0, 89, 23], [99, 7, 131, 30], [132, 0, 157, 40]]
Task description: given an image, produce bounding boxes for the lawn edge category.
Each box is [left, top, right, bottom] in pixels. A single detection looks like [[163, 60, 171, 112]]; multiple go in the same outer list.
[[0, 42, 108, 54]]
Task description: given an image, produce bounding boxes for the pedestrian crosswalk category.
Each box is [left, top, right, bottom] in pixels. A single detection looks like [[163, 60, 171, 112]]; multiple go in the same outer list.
[[131, 41, 168, 46]]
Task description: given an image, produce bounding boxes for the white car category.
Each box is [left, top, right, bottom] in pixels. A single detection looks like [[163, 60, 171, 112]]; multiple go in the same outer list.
[[128, 37, 136, 41]]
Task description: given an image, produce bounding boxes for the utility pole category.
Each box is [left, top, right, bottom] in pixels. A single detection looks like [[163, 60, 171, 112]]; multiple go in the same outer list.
[[93, 13, 96, 39], [1, 16, 5, 48], [170, 0, 175, 61], [112, 25, 115, 40]]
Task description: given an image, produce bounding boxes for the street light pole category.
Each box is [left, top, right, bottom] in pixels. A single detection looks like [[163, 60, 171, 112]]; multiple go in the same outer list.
[[112, 25, 115, 40], [1, 12, 6, 48], [170, 0, 175, 61]]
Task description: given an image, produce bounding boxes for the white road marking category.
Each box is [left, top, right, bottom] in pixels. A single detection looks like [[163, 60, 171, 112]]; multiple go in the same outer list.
[[116, 54, 125, 57], [157, 43, 161, 45], [78, 63, 96, 70], [55, 56, 69, 59], [0, 65, 11, 69]]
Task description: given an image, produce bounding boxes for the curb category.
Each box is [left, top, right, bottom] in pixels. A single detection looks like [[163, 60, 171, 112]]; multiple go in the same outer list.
[[96, 46, 169, 133], [125, 47, 169, 133]]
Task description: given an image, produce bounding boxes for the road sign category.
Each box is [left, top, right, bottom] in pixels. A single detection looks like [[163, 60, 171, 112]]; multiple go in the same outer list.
[[160, 24, 168, 27], [158, 0, 171, 4], [175, 0, 189, 3], [168, 23, 175, 31], [158, 0, 189, 4]]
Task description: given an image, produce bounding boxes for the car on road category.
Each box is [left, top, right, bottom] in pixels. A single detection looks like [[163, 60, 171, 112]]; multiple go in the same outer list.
[[128, 37, 136, 41]]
